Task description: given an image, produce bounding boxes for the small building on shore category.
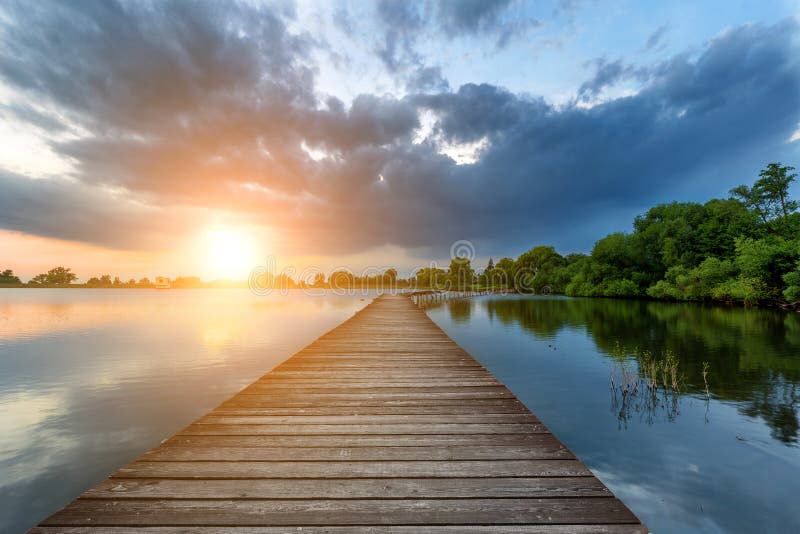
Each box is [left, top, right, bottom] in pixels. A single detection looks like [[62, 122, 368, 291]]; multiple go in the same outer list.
[[154, 276, 170, 289]]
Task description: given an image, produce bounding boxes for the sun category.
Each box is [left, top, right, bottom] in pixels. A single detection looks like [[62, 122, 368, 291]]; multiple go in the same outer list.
[[204, 226, 258, 280]]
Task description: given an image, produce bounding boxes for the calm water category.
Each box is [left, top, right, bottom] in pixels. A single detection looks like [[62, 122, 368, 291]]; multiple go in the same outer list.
[[426, 295, 800, 534], [3, 290, 799, 533], [0, 289, 372, 533]]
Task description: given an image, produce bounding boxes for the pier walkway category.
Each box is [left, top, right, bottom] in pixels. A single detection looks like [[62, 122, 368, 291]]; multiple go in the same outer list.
[[33, 293, 646, 532]]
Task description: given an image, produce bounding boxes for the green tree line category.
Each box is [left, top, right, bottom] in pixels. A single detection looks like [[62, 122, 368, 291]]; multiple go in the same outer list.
[[479, 163, 800, 306]]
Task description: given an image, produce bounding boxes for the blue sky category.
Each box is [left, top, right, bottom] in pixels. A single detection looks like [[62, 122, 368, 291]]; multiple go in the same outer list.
[[302, 1, 799, 102], [0, 0, 799, 279]]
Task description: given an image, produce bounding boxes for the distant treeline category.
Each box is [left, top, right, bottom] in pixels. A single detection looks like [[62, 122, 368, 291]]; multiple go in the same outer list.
[[0, 270, 248, 289], [475, 162, 800, 307]]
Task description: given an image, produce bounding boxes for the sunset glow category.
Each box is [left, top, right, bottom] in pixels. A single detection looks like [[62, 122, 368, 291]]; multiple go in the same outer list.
[[202, 226, 259, 280]]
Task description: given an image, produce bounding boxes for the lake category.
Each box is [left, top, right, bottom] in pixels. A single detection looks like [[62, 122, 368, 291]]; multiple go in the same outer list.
[[0, 289, 372, 533], [427, 294, 800, 533], [1, 290, 799, 532]]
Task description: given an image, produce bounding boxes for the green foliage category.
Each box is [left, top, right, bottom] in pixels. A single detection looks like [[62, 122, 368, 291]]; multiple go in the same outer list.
[[28, 266, 77, 285], [734, 237, 800, 297], [506, 162, 798, 306], [731, 162, 798, 235], [0, 269, 21, 284], [710, 277, 766, 306], [783, 264, 800, 302], [491, 257, 515, 288], [415, 267, 446, 288], [602, 278, 640, 297], [647, 258, 737, 300], [447, 258, 474, 290], [514, 246, 566, 293]]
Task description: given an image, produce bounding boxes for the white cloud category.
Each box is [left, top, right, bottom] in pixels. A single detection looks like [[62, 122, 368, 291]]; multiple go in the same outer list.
[[438, 136, 491, 165], [413, 109, 438, 144], [788, 124, 800, 143], [300, 140, 332, 161], [0, 115, 75, 179], [412, 110, 490, 165]]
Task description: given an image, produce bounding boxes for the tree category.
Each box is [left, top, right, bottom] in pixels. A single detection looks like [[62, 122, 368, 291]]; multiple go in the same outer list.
[[486, 258, 494, 271], [99, 275, 112, 286], [783, 264, 800, 302], [329, 270, 355, 290], [29, 273, 48, 285], [733, 237, 799, 299], [447, 258, 474, 290], [493, 258, 515, 288], [382, 268, 398, 287], [514, 246, 566, 293], [415, 267, 446, 288], [29, 266, 77, 285], [0, 269, 21, 284], [731, 163, 798, 234]]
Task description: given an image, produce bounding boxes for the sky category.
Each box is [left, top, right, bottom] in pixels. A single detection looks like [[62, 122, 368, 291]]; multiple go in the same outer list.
[[1, 0, 799, 281]]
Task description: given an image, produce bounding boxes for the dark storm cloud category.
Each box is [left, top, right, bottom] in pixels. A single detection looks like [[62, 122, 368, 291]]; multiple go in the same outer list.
[[0, 0, 798, 259], [0, 0, 314, 131], [407, 66, 451, 93], [405, 19, 800, 254], [371, 0, 537, 81], [435, 0, 540, 47], [0, 170, 196, 248], [374, 0, 425, 72]]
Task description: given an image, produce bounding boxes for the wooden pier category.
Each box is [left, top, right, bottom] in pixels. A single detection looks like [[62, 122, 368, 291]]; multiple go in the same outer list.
[[32, 294, 646, 532]]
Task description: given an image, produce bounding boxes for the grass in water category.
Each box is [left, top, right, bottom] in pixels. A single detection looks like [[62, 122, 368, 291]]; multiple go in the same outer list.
[[702, 361, 711, 398], [609, 342, 690, 426]]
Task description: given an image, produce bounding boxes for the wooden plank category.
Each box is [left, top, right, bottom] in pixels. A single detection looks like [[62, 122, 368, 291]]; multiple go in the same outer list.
[[276, 362, 485, 368], [141, 444, 571, 461], [212, 403, 529, 415], [113, 460, 592, 478], [242, 385, 513, 393], [163, 434, 556, 448], [30, 523, 648, 534], [32, 526, 648, 533], [218, 397, 527, 408], [179, 423, 549, 435], [84, 476, 608, 499], [34, 293, 646, 531], [234, 391, 516, 400], [41, 498, 639, 526], [264, 371, 496, 377], [197, 414, 537, 424], [247, 377, 500, 392]]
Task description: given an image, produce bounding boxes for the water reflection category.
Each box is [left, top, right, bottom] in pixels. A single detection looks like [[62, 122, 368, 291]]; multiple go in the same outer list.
[[426, 295, 800, 533], [0, 289, 371, 533], [469, 296, 800, 444]]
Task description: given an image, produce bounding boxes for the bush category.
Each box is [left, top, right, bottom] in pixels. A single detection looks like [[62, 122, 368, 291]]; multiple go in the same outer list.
[[602, 278, 640, 297], [647, 280, 682, 299], [711, 277, 766, 305], [783, 266, 800, 302]]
